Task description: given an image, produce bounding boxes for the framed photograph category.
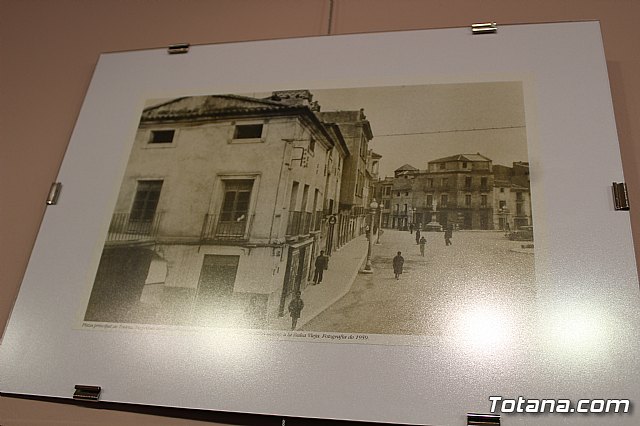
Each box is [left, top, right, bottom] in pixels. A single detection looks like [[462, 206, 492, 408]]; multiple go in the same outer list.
[[2, 22, 638, 425]]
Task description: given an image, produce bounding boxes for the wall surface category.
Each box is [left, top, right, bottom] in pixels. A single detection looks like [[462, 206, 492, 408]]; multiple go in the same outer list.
[[1, 0, 639, 424]]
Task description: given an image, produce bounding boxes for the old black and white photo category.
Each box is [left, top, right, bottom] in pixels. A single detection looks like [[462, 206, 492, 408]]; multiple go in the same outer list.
[[82, 82, 535, 342]]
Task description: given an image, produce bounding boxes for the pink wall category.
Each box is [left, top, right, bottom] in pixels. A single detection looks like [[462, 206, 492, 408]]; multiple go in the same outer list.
[[1, 0, 639, 424]]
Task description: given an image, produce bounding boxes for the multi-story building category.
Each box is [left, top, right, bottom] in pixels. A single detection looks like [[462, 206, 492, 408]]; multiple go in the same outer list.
[[383, 154, 532, 232], [318, 109, 374, 245], [414, 154, 494, 230], [376, 176, 394, 228], [493, 162, 533, 230], [85, 91, 348, 328], [391, 164, 419, 229]]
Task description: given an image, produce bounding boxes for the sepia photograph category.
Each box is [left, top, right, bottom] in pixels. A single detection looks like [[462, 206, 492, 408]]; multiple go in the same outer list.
[[81, 82, 535, 340]]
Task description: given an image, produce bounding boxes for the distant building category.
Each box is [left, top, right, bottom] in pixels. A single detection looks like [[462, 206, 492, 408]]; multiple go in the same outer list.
[[375, 176, 394, 228], [416, 154, 494, 230], [384, 154, 532, 232], [318, 109, 374, 245], [493, 162, 532, 230], [391, 164, 419, 229]]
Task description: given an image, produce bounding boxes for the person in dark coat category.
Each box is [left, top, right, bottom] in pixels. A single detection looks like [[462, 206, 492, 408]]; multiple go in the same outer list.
[[415, 228, 421, 245], [444, 226, 453, 246], [392, 251, 404, 280], [409, 223, 414, 234], [288, 291, 304, 330], [313, 250, 328, 284]]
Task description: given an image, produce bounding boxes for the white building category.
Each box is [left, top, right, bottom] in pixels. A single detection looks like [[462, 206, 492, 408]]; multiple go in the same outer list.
[[86, 92, 348, 328]]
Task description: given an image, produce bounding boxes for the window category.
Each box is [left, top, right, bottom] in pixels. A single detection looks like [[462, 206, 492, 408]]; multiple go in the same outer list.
[[441, 178, 448, 187], [481, 195, 488, 207], [360, 135, 368, 158], [500, 187, 505, 193], [150, 130, 175, 144], [309, 137, 315, 153], [516, 192, 524, 201], [439, 163, 445, 170], [462, 162, 468, 168], [234, 124, 263, 139], [465, 177, 472, 188], [221, 180, 253, 223], [481, 177, 488, 189], [427, 178, 433, 188], [405, 192, 409, 196], [129, 180, 163, 232], [426, 195, 433, 207], [516, 204, 523, 215], [465, 194, 471, 206], [440, 194, 448, 207], [301, 185, 309, 212]]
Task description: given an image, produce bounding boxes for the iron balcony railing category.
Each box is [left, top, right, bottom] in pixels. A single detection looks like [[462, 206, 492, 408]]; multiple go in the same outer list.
[[201, 213, 253, 241], [286, 211, 322, 237], [106, 212, 163, 242], [313, 211, 323, 231]]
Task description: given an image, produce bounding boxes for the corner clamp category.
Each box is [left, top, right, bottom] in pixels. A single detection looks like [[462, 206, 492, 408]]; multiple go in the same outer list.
[[467, 413, 500, 425], [471, 22, 497, 35], [168, 43, 190, 54], [73, 385, 101, 401], [46, 182, 62, 205], [612, 182, 630, 211]]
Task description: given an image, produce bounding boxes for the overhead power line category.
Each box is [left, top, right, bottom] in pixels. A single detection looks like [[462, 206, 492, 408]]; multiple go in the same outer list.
[[374, 125, 525, 137]]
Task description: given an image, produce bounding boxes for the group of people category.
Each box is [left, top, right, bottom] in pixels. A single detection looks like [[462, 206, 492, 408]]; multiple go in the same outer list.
[[287, 250, 329, 330], [392, 225, 454, 280], [288, 225, 455, 328]]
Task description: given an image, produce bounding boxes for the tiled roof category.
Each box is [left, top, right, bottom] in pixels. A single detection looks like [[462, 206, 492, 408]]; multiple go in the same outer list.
[[141, 94, 296, 121], [395, 164, 419, 172], [430, 153, 491, 163]]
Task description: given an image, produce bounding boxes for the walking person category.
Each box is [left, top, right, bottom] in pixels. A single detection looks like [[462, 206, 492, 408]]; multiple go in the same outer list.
[[409, 223, 414, 234], [288, 291, 304, 330], [392, 251, 404, 280], [313, 250, 328, 284], [419, 236, 426, 256], [444, 226, 453, 246], [415, 228, 421, 245]]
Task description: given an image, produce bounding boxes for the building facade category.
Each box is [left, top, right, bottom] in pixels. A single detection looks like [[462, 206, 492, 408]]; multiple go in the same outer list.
[[391, 164, 419, 229], [85, 91, 349, 328], [382, 154, 532, 232], [318, 109, 374, 245], [493, 162, 533, 231]]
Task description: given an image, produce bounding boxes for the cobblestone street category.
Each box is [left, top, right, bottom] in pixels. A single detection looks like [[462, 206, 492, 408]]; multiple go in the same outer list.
[[301, 228, 536, 336]]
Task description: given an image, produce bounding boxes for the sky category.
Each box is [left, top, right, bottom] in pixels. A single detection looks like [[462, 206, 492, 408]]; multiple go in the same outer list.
[[150, 82, 529, 179], [309, 82, 528, 178]]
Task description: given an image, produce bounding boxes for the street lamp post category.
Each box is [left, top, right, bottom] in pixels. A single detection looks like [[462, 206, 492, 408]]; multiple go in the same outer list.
[[375, 202, 382, 245], [361, 199, 378, 274]]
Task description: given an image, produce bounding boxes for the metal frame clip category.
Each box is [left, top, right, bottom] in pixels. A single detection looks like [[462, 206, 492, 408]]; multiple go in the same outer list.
[[73, 385, 101, 401], [467, 413, 500, 425], [168, 43, 190, 54], [472, 23, 498, 34], [46, 182, 62, 205], [613, 182, 630, 210]]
